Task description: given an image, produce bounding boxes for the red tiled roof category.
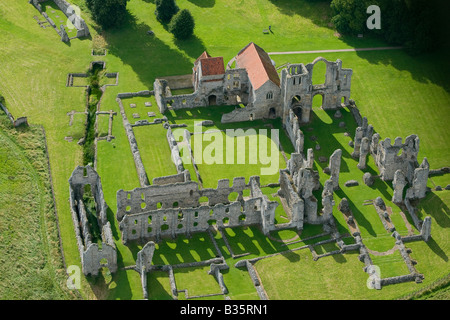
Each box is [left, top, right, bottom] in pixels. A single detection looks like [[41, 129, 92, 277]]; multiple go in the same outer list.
[[236, 42, 280, 90], [195, 51, 211, 63], [199, 56, 225, 76]]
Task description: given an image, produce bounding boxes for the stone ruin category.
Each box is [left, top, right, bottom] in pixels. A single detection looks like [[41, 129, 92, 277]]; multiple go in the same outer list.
[[350, 115, 431, 230], [65, 46, 439, 297], [68, 166, 117, 276], [0, 99, 28, 128], [29, 0, 90, 43], [154, 42, 352, 125], [116, 175, 284, 244]]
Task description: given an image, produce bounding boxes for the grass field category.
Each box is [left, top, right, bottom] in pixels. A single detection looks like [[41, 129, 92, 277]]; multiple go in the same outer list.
[[0, 0, 448, 300], [0, 114, 74, 299]]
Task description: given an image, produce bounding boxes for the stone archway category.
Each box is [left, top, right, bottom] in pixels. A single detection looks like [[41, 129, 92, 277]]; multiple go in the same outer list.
[[269, 107, 276, 118], [208, 95, 217, 106]]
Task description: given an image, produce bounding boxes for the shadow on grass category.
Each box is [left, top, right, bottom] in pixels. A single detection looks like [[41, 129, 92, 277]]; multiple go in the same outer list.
[[335, 188, 377, 237], [105, 12, 196, 89], [174, 35, 207, 59], [147, 271, 174, 300], [418, 192, 450, 229], [426, 237, 448, 262], [187, 0, 216, 8], [268, 0, 332, 28]]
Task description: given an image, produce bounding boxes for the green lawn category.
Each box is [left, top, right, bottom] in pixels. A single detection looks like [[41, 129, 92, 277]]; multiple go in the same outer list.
[[0, 0, 448, 300]]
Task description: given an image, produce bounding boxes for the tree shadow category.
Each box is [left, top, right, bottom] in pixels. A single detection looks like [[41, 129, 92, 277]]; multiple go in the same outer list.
[[174, 35, 207, 59], [349, 47, 450, 93], [187, 0, 215, 8], [268, 0, 450, 92], [105, 12, 196, 89], [267, 0, 333, 28]]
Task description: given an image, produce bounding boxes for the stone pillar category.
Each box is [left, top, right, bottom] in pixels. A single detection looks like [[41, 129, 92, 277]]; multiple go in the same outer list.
[[370, 133, 380, 155], [321, 179, 334, 221], [411, 157, 430, 199], [357, 137, 370, 170], [60, 25, 69, 42], [421, 216, 431, 242], [392, 169, 407, 204], [136, 241, 156, 273], [328, 149, 342, 190]]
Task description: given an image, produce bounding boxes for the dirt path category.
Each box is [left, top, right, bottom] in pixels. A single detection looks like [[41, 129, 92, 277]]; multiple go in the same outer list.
[[268, 46, 403, 55]]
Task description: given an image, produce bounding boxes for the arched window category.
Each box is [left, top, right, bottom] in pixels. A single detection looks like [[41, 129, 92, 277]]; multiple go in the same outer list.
[[266, 91, 273, 100]]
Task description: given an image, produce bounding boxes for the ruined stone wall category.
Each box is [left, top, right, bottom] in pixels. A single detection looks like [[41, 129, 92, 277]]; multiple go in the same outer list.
[[120, 198, 263, 243], [68, 166, 117, 276], [152, 170, 190, 185], [223, 68, 250, 105], [30, 0, 90, 41], [284, 109, 304, 154], [374, 135, 420, 182], [117, 97, 149, 187], [117, 176, 261, 221], [117, 176, 278, 242], [166, 127, 185, 174], [278, 170, 304, 230], [280, 58, 352, 125], [0, 101, 28, 128]]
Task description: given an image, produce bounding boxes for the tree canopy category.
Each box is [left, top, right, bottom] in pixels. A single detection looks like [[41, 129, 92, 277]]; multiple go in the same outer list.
[[154, 0, 180, 24], [168, 9, 195, 40], [86, 0, 129, 29], [330, 0, 445, 53]]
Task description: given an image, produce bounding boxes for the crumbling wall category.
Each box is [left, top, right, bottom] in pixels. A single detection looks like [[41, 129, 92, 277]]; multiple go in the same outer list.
[[280, 58, 352, 125], [117, 97, 150, 187], [68, 166, 117, 276], [375, 135, 420, 182], [29, 0, 90, 41], [167, 127, 185, 174], [117, 176, 278, 243]]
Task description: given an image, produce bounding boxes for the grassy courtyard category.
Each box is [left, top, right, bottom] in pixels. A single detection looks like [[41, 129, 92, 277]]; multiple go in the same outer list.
[[0, 0, 448, 300]]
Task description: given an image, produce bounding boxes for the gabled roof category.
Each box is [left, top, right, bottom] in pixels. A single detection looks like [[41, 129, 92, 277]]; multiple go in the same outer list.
[[235, 42, 280, 90], [195, 51, 225, 76], [195, 51, 211, 63], [200, 57, 225, 76]]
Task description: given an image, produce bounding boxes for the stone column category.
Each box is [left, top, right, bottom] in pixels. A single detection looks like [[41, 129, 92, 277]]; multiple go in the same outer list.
[[357, 137, 370, 170], [392, 169, 407, 204], [411, 157, 430, 199], [328, 149, 342, 190], [421, 216, 431, 242]]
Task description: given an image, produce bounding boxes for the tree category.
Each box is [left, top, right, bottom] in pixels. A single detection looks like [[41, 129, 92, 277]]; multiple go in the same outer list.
[[168, 9, 195, 40], [154, 0, 179, 24], [330, 0, 370, 35], [86, 0, 129, 29]]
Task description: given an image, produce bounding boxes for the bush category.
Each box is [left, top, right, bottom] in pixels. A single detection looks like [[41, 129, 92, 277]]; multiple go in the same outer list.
[[168, 9, 195, 40], [155, 0, 179, 24], [86, 0, 129, 29]]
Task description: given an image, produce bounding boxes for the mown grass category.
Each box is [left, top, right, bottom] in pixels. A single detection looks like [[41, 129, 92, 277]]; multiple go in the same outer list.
[[0, 0, 448, 300]]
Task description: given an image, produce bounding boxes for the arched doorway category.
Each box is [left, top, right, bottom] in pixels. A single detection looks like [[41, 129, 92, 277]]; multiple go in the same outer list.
[[208, 95, 217, 106], [312, 94, 324, 108], [268, 107, 276, 118]]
